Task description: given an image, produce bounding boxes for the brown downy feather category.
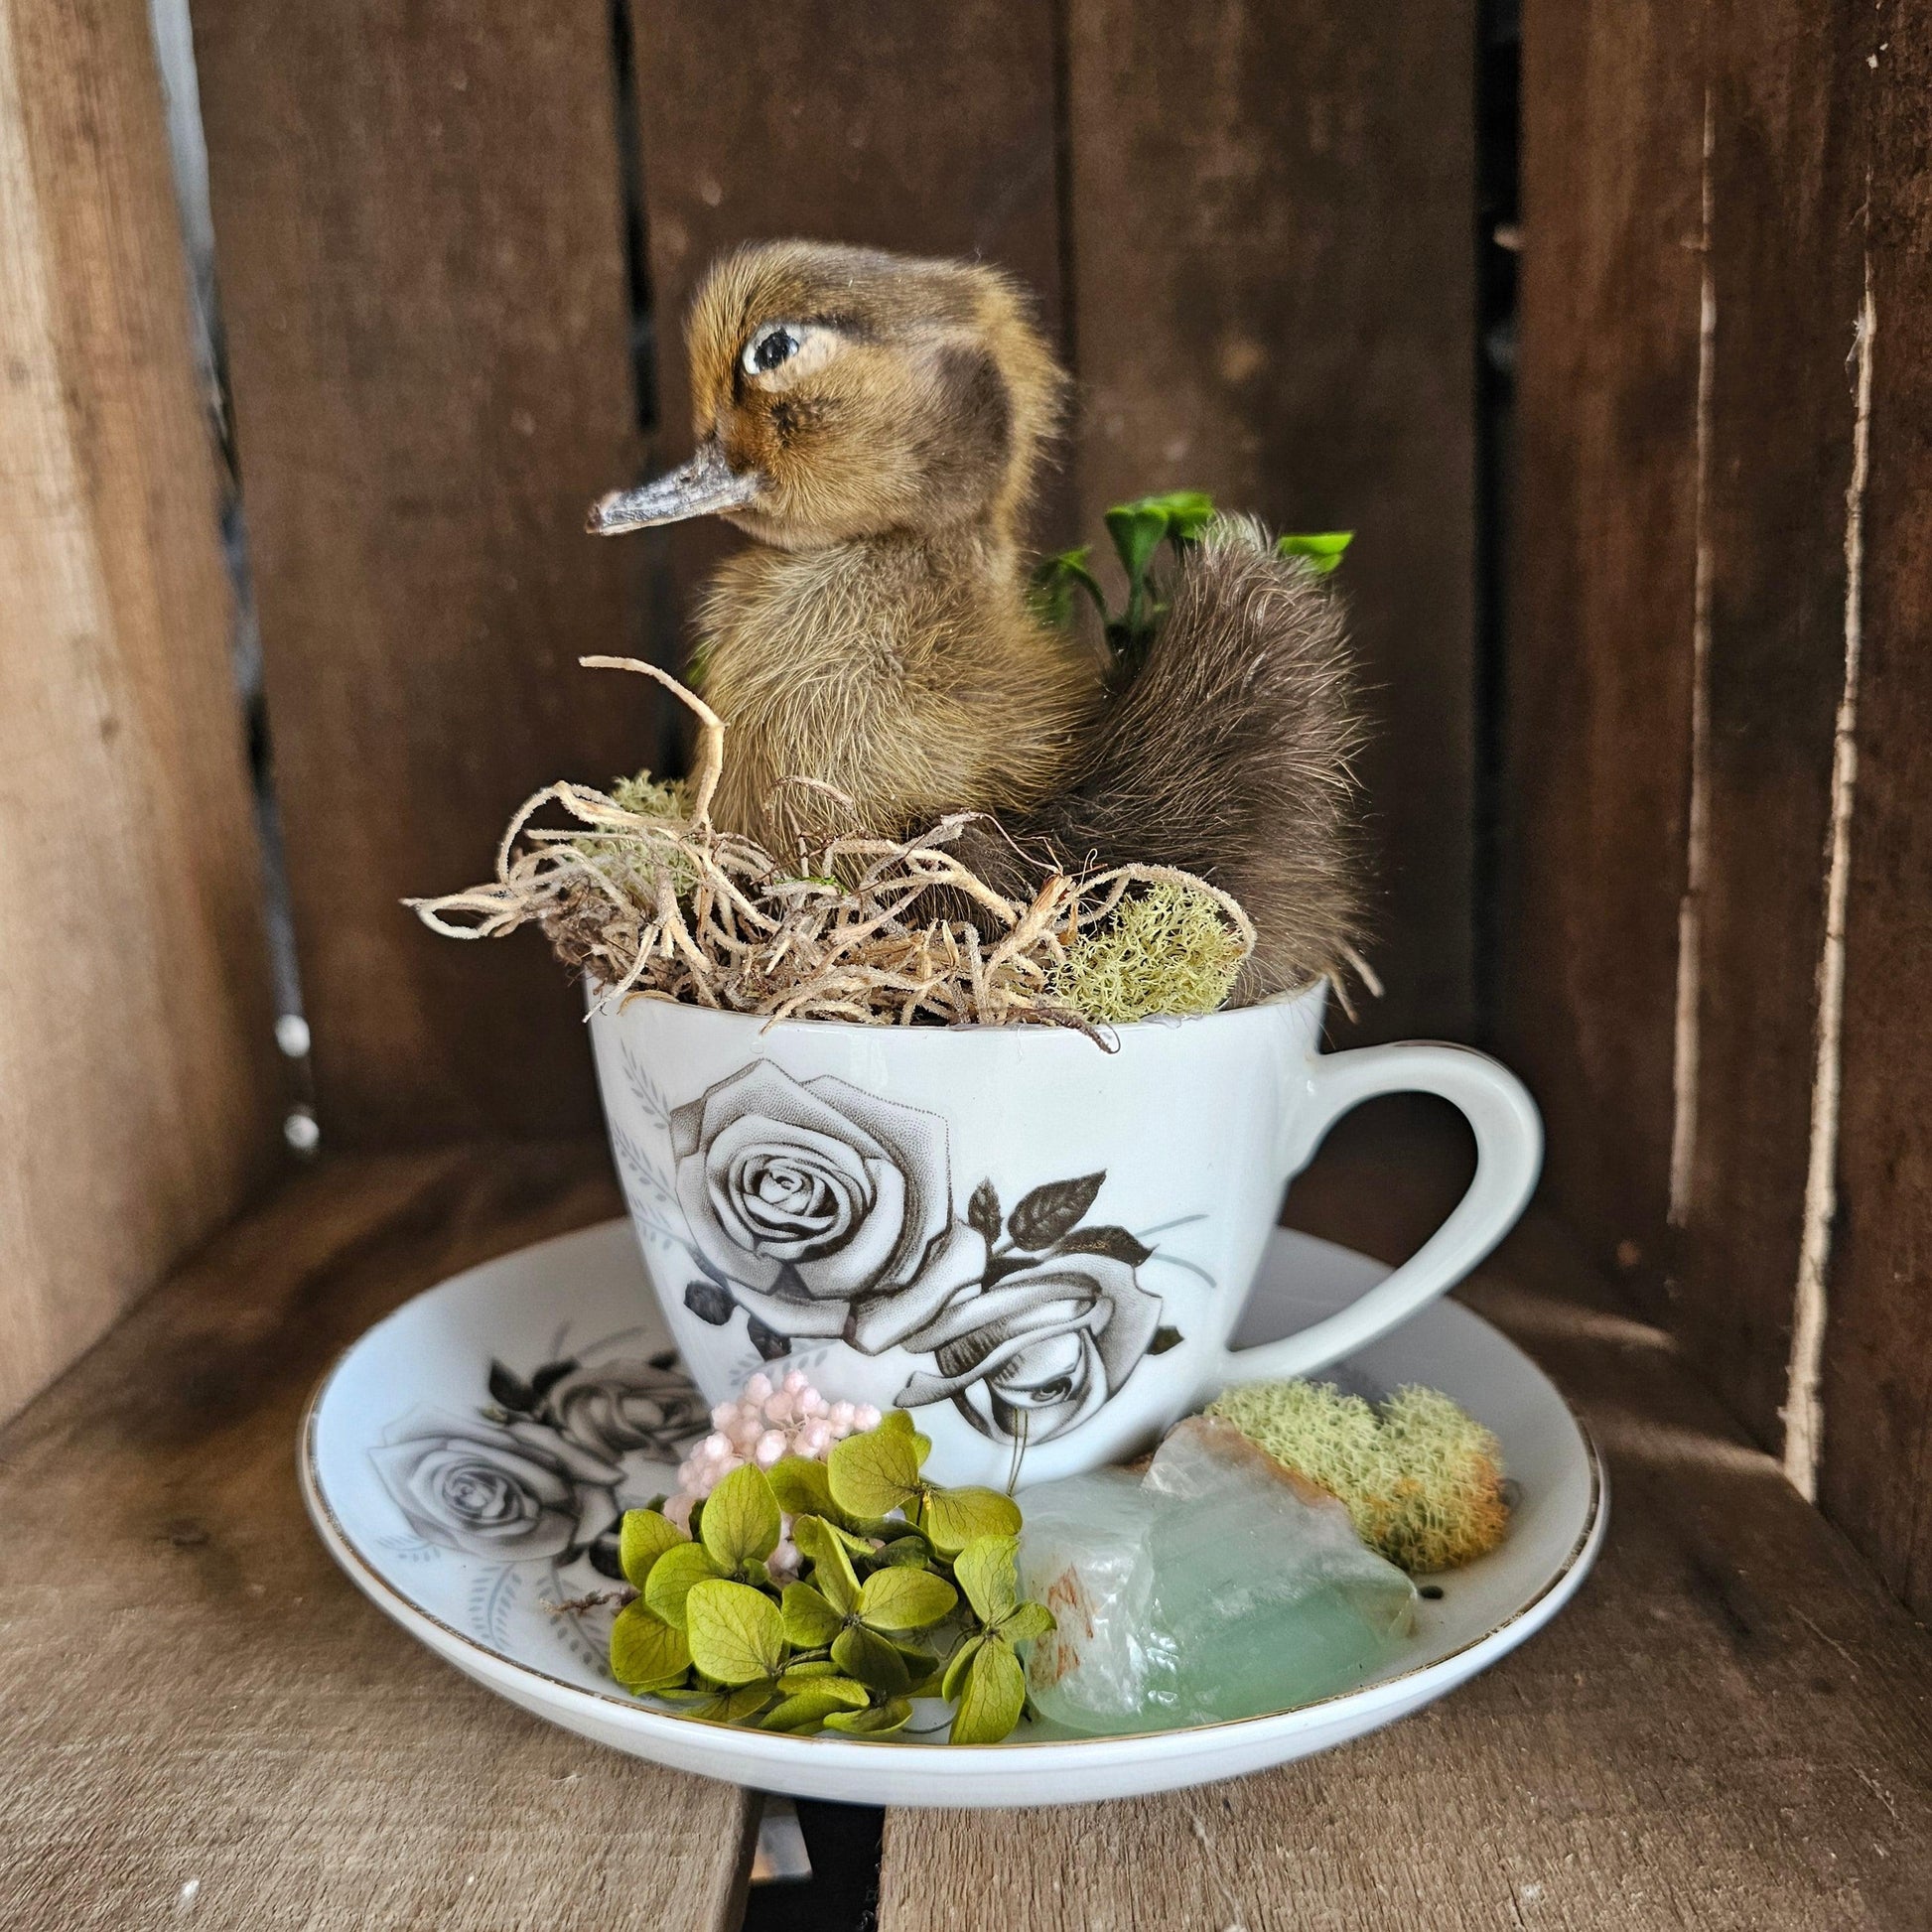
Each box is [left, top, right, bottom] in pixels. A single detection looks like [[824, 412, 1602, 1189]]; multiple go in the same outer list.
[[955, 516, 1366, 998], [674, 243, 1100, 857]]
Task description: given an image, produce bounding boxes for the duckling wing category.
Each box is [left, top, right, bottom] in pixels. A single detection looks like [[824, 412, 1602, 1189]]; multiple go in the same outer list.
[[958, 517, 1366, 1001]]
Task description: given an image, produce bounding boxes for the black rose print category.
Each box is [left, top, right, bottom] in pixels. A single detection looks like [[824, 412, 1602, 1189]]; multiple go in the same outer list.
[[651, 1059, 1189, 1449]]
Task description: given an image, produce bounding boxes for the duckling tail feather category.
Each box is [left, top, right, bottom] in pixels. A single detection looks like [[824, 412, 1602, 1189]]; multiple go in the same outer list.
[[966, 516, 1368, 999]]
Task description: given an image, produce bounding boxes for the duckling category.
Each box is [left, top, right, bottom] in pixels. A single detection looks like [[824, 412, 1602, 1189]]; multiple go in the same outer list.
[[591, 241, 1100, 856], [590, 240, 1363, 995]]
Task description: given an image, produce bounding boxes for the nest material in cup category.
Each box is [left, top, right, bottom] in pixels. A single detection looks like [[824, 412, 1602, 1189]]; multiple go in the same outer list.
[[408, 658, 1306, 1035]]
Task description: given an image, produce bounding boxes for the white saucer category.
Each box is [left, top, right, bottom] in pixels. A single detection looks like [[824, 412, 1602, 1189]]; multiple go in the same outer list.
[[301, 1219, 1603, 1807]]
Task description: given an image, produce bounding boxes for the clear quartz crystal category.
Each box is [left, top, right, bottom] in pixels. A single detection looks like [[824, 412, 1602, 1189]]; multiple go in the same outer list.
[[1017, 1418, 1417, 1734]]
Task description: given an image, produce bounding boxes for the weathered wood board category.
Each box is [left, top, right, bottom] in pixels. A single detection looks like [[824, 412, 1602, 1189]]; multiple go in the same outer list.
[[1504, 0, 1932, 1616], [1674, 0, 1869, 1450], [0, 0, 280, 1423], [1820, 19, 1932, 1619], [1497, 0, 1703, 1316], [1063, 0, 1479, 1041], [0, 1145, 758, 1932], [191, 0, 647, 1145]]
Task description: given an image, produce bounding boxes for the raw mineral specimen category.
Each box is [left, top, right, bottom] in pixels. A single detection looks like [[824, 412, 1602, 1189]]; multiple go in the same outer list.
[[1017, 1418, 1417, 1734]]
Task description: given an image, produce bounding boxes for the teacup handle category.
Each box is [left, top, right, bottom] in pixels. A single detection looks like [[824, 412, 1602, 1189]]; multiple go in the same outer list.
[[1207, 1041, 1543, 1394]]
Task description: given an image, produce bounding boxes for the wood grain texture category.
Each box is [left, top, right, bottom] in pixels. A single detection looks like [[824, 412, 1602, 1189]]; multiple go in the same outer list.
[[627, 0, 1068, 606], [1062, 0, 1477, 1041], [880, 1213, 1932, 1931], [0, 1143, 758, 1932], [1821, 20, 1932, 1618], [1496, 0, 1703, 1312], [1673, 0, 1870, 1448], [0, 0, 279, 1422], [191, 0, 646, 1145]]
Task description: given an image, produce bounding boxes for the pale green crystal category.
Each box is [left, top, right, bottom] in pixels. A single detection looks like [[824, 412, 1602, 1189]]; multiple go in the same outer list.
[[1016, 1418, 1417, 1734]]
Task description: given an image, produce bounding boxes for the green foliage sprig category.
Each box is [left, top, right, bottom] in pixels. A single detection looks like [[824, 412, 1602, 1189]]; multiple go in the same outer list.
[[1033, 488, 1354, 684], [608, 1411, 1051, 1743]]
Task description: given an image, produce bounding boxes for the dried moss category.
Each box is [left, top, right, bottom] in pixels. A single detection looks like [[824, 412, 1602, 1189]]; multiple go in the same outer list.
[[1206, 1379, 1509, 1573], [411, 659, 1262, 1033], [570, 769, 697, 890], [609, 770, 688, 820], [1054, 880, 1248, 1025]]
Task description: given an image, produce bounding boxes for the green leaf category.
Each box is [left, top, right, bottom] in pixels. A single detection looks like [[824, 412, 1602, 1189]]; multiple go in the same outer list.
[[950, 1637, 1028, 1744], [685, 1580, 789, 1686], [874, 1536, 932, 1569], [609, 1601, 692, 1691], [923, 1487, 1023, 1557], [1008, 1173, 1106, 1248], [1105, 503, 1169, 594], [828, 1412, 925, 1518], [891, 1637, 939, 1676], [760, 1678, 872, 1732], [793, 1516, 863, 1613], [1000, 1600, 1056, 1645], [1276, 530, 1354, 574], [822, 1519, 884, 1558], [779, 1657, 841, 1687], [765, 1455, 835, 1520], [823, 1697, 913, 1736], [670, 1681, 778, 1725], [618, 1508, 687, 1590], [856, 1565, 958, 1633], [940, 1632, 985, 1706], [1142, 488, 1216, 542], [699, 1461, 781, 1571], [1029, 548, 1107, 628], [644, 1540, 726, 1630], [832, 1623, 912, 1696], [952, 1535, 1020, 1625], [780, 1582, 845, 1650]]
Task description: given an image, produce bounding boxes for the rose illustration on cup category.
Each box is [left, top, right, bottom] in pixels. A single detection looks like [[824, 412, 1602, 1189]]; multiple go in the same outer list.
[[659, 1059, 1179, 1444], [669, 1061, 983, 1349], [369, 1409, 621, 1562], [896, 1252, 1167, 1443], [541, 1357, 710, 1462]]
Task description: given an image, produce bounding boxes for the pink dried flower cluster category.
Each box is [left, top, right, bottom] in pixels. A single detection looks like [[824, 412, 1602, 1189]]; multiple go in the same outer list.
[[664, 1370, 880, 1577]]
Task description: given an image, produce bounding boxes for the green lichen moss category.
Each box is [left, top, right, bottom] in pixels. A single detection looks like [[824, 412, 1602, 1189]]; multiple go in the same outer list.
[[1054, 881, 1246, 1025], [569, 770, 695, 890], [608, 770, 689, 820], [1207, 1379, 1510, 1573]]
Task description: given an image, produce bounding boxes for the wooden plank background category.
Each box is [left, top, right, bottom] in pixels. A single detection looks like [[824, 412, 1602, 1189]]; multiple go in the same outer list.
[[1675, 0, 1867, 1451], [1503, 0, 1932, 1611], [1822, 16, 1932, 1619], [0, 0, 280, 1425], [1063, 0, 1477, 1041], [190, 0, 650, 1146], [188, 0, 1476, 1159], [1495, 0, 1703, 1324]]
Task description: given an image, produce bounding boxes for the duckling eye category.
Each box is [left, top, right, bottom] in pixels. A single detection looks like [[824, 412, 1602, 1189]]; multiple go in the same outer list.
[[744, 323, 801, 376]]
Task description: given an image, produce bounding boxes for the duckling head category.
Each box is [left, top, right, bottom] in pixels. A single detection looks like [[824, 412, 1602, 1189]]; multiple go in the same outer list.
[[589, 240, 1063, 551]]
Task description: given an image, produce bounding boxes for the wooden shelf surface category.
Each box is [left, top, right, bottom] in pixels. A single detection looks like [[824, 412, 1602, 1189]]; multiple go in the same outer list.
[[3, 1138, 1927, 1929]]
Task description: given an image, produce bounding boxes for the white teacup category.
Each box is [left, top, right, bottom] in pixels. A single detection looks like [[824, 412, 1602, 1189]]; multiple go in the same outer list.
[[588, 985, 1541, 1490]]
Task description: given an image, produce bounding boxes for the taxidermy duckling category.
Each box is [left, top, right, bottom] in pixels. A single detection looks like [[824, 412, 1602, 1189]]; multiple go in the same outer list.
[[590, 240, 1362, 995]]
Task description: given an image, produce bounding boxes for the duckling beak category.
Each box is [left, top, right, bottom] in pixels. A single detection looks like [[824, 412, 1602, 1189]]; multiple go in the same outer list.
[[586, 442, 761, 534]]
